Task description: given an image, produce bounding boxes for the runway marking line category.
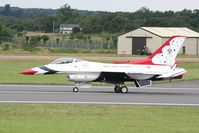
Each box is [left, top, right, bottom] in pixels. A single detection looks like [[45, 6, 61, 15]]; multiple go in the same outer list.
[[0, 91, 114, 95], [0, 84, 198, 91], [1, 101, 199, 107]]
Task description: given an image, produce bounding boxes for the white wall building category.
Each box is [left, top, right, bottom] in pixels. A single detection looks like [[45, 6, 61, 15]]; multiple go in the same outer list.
[[59, 24, 80, 34], [118, 27, 199, 55]]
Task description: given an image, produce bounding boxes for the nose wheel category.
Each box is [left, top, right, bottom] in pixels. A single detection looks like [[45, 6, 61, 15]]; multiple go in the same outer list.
[[73, 82, 79, 92], [73, 87, 79, 92]]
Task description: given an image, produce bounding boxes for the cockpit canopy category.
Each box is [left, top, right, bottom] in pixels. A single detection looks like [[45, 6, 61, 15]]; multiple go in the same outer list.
[[50, 58, 84, 64]]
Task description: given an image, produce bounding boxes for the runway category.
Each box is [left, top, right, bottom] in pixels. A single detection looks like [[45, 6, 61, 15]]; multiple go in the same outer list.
[[0, 80, 199, 106]]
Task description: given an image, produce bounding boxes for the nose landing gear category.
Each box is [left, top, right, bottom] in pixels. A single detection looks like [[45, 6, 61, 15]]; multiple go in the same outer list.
[[73, 82, 79, 92]]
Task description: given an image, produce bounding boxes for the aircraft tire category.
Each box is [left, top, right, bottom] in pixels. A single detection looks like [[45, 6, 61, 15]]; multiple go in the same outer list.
[[73, 87, 79, 92], [121, 86, 128, 93], [114, 86, 121, 93]]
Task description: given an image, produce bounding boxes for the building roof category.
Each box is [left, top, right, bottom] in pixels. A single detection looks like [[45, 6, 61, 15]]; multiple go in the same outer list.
[[141, 27, 199, 38], [60, 24, 80, 28]]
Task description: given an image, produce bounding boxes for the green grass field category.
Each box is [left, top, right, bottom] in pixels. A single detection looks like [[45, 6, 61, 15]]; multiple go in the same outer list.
[[0, 47, 118, 56], [0, 60, 198, 84], [1, 46, 199, 58], [178, 62, 199, 81], [0, 104, 199, 133], [0, 60, 71, 84]]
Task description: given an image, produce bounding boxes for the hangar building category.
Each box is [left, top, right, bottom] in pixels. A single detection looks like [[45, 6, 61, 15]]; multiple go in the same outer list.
[[117, 27, 199, 55]]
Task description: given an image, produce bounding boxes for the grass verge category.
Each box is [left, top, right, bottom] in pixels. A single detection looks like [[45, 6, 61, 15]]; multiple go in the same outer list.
[[0, 47, 119, 56], [0, 104, 199, 133], [0, 60, 70, 85], [178, 62, 199, 81]]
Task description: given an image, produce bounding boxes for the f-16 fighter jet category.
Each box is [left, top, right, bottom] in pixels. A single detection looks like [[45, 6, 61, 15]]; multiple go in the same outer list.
[[20, 36, 187, 93]]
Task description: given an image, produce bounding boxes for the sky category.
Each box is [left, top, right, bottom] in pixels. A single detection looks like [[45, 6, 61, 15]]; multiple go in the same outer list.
[[0, 0, 198, 12]]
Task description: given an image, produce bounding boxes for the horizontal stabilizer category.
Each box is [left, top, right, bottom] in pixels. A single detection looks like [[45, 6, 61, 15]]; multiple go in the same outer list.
[[135, 80, 152, 87]]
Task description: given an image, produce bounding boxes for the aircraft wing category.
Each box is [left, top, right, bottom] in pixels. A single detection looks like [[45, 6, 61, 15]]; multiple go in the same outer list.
[[96, 71, 154, 87]]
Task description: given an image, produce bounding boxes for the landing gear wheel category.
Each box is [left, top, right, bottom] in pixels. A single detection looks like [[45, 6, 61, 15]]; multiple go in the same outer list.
[[121, 86, 128, 93], [73, 87, 79, 92], [114, 86, 121, 93]]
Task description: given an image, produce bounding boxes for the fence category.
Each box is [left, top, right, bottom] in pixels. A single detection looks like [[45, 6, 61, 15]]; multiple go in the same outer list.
[[0, 37, 25, 45], [0, 37, 116, 50]]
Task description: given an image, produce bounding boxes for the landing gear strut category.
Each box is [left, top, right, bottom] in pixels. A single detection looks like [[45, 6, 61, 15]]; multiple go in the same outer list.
[[114, 85, 128, 93], [73, 82, 79, 92]]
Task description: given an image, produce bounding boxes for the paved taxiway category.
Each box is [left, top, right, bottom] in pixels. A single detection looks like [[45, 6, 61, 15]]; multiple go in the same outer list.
[[0, 80, 199, 106]]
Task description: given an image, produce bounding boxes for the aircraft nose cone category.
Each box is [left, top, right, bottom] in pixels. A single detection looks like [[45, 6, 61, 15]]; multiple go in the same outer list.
[[19, 69, 37, 75]]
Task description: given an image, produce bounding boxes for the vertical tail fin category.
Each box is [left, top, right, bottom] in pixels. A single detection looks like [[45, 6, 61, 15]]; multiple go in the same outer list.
[[148, 36, 186, 66]]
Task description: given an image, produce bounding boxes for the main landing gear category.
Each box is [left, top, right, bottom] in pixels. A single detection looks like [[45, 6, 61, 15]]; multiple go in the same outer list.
[[114, 85, 128, 93]]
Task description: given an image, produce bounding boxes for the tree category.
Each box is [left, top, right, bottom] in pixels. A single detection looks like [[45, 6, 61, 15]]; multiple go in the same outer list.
[[41, 35, 49, 44], [25, 36, 29, 44], [57, 4, 73, 22], [1, 4, 199, 34], [36, 16, 56, 32], [0, 24, 13, 37], [3, 4, 11, 16], [81, 14, 103, 33], [29, 36, 41, 45], [72, 27, 81, 34]]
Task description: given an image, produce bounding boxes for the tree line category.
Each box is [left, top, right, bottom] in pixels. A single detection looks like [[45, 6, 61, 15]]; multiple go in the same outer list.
[[0, 4, 199, 36]]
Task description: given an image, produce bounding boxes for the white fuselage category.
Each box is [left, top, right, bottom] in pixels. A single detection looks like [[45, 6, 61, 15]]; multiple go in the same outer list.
[[46, 61, 170, 74], [43, 61, 172, 82]]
